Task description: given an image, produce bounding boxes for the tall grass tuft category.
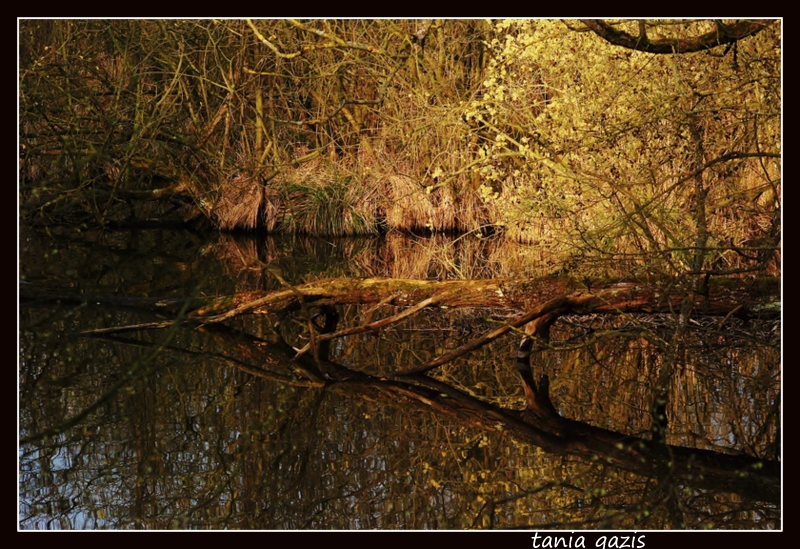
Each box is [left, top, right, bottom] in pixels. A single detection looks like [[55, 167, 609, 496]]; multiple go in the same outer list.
[[281, 174, 378, 236]]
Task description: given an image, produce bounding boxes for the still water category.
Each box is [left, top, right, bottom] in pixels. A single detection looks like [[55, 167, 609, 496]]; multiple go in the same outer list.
[[18, 225, 780, 529]]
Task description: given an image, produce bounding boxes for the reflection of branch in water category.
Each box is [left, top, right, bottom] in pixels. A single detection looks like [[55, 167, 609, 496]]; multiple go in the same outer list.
[[115, 297, 784, 505], [20, 302, 192, 446], [38, 275, 779, 512], [317, 360, 779, 505], [89, 331, 326, 388], [389, 297, 571, 377]]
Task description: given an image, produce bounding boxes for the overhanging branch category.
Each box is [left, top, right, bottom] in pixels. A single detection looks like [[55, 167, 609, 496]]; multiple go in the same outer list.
[[579, 19, 776, 54]]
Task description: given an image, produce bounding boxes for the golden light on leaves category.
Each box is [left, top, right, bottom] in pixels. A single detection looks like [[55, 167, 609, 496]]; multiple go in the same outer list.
[[465, 19, 780, 273]]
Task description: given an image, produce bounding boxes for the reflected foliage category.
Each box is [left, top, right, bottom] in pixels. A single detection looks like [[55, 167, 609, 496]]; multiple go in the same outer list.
[[19, 228, 779, 529]]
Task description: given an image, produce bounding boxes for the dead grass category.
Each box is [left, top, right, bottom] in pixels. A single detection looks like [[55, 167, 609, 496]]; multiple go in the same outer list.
[[215, 174, 263, 231]]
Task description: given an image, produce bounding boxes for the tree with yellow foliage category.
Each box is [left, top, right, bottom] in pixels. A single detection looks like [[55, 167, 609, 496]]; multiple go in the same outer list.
[[466, 19, 780, 278]]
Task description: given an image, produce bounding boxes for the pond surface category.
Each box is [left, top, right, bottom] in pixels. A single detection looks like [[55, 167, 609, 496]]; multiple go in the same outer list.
[[18, 224, 780, 529]]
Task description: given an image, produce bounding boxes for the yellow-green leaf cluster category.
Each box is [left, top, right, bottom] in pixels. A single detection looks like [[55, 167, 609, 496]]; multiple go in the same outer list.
[[467, 19, 780, 275]]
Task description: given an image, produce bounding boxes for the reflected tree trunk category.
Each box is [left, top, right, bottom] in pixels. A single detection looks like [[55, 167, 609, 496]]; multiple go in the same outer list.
[[190, 320, 780, 505], [21, 274, 780, 508]]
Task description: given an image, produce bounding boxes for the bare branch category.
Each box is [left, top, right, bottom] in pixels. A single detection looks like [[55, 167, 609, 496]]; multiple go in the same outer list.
[[579, 19, 776, 54]]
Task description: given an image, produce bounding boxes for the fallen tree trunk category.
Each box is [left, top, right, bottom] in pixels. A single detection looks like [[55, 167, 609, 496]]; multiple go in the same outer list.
[[190, 275, 780, 320], [36, 275, 777, 336]]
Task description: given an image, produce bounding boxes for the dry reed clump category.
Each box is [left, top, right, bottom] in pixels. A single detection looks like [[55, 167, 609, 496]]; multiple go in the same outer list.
[[214, 174, 263, 231], [378, 171, 487, 235], [429, 185, 457, 232], [455, 185, 492, 235], [383, 174, 435, 232], [261, 187, 284, 233], [211, 144, 380, 235], [366, 75, 492, 235]]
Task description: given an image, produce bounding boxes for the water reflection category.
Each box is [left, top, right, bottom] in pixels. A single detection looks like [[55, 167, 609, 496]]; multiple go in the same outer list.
[[19, 226, 780, 529]]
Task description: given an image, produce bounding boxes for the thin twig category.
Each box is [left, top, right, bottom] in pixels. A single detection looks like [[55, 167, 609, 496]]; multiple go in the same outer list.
[[294, 290, 453, 359], [388, 296, 571, 377]]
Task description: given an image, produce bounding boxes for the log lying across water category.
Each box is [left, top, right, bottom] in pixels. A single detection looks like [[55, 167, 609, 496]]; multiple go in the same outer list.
[[21, 275, 779, 334], [188, 274, 781, 323]]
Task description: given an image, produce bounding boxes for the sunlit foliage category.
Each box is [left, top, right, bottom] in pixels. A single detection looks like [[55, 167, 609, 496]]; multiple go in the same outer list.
[[466, 20, 780, 275], [20, 20, 780, 275]]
